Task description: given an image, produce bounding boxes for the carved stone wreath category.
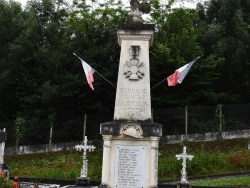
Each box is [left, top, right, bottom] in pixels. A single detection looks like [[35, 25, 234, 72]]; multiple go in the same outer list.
[[123, 59, 144, 80]]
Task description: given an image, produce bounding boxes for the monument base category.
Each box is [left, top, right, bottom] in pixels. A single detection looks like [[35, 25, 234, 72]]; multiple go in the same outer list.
[[0, 164, 9, 178], [76, 177, 90, 186], [177, 182, 192, 188], [100, 120, 161, 137], [100, 120, 162, 188], [99, 184, 109, 188]]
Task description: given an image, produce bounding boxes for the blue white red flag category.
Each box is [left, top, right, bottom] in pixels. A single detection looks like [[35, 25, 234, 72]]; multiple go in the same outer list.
[[73, 53, 95, 90], [167, 57, 200, 86]]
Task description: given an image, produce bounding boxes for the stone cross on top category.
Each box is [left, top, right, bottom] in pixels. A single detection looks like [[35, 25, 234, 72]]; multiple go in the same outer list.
[[176, 146, 193, 184]]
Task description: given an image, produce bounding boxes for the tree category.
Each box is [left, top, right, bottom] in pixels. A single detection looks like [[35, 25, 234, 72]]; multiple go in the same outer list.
[[66, 0, 129, 112], [196, 0, 250, 103], [12, 0, 73, 119], [149, 6, 203, 107], [0, 0, 24, 120]]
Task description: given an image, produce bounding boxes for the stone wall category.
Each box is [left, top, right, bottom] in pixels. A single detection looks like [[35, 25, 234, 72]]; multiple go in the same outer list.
[[5, 141, 82, 155], [160, 129, 250, 144], [5, 129, 250, 155]]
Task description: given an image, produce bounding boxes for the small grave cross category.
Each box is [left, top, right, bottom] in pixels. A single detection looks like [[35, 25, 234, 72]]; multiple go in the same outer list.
[[75, 136, 96, 178], [176, 146, 193, 184]]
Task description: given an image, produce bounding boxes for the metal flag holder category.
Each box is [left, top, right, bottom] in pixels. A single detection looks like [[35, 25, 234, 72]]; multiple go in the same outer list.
[[75, 136, 96, 185]]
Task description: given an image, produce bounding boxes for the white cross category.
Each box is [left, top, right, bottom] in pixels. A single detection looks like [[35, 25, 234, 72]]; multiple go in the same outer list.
[[75, 136, 96, 178], [176, 146, 193, 184]]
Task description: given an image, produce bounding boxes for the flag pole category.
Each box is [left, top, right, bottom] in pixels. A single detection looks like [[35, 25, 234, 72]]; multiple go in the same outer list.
[[73, 53, 116, 89], [151, 78, 167, 90], [151, 56, 201, 90], [94, 70, 116, 89]]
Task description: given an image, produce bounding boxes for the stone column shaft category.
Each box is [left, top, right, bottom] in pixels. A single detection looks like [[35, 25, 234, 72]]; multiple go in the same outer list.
[[114, 27, 155, 121], [101, 135, 112, 186], [150, 137, 160, 187]]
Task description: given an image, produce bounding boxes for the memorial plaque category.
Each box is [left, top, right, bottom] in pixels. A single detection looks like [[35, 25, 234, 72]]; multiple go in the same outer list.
[[114, 145, 146, 188]]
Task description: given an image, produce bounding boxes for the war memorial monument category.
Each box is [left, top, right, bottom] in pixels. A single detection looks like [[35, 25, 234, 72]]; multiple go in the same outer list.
[[100, 1, 162, 188]]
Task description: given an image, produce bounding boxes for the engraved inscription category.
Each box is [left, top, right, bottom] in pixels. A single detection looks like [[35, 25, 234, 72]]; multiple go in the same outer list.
[[114, 145, 146, 188], [115, 87, 148, 118], [120, 88, 147, 94]]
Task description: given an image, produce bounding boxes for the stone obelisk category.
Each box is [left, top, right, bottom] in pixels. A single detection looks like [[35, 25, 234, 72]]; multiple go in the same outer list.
[[100, 1, 162, 188]]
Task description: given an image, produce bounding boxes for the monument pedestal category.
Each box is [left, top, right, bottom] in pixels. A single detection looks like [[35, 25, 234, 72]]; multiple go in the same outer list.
[[76, 177, 90, 186], [0, 164, 9, 178], [100, 24, 161, 188], [100, 121, 161, 188], [177, 182, 192, 188]]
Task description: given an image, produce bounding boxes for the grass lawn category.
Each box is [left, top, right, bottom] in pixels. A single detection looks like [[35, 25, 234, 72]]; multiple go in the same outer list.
[[191, 176, 250, 187], [4, 138, 250, 185]]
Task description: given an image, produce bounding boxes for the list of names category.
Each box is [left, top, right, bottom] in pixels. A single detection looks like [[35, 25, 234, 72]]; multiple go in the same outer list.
[[114, 145, 146, 188]]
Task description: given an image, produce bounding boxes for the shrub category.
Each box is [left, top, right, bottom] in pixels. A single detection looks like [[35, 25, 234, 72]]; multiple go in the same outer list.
[[0, 176, 13, 188], [229, 150, 250, 169]]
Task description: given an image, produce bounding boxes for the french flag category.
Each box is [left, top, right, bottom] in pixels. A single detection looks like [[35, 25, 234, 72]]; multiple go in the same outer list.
[[81, 59, 95, 90], [167, 57, 200, 87], [73, 53, 95, 90]]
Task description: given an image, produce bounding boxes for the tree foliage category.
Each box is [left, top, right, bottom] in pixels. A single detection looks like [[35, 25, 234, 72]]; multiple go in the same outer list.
[[0, 0, 249, 144], [196, 0, 250, 103]]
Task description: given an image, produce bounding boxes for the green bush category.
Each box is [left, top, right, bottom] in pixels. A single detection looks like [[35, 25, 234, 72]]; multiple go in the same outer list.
[[0, 176, 13, 188], [229, 150, 250, 169]]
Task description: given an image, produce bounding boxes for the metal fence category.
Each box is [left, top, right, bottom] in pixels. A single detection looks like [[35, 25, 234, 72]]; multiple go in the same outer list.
[[154, 103, 250, 136], [0, 103, 249, 146]]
